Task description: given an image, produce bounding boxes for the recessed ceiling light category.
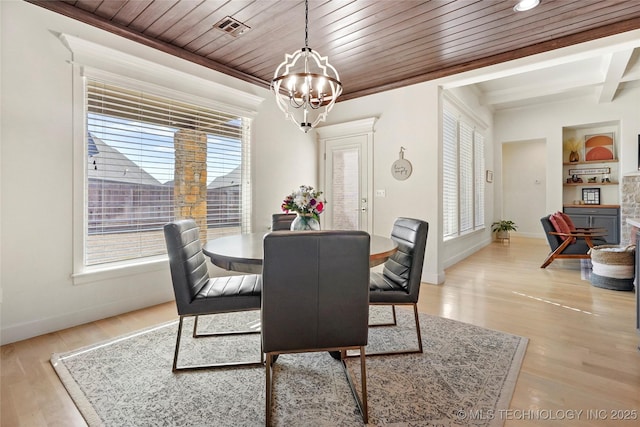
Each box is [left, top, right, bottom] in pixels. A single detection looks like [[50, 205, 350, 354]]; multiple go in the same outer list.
[[514, 0, 540, 12]]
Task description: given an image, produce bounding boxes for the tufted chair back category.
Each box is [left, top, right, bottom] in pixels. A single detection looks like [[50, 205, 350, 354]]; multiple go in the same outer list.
[[164, 219, 210, 315], [378, 217, 429, 303], [271, 213, 297, 231]]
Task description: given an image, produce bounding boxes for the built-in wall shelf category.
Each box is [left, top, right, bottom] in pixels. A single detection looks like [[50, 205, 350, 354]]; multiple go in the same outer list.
[[563, 159, 618, 166], [563, 182, 618, 187], [562, 121, 620, 207]]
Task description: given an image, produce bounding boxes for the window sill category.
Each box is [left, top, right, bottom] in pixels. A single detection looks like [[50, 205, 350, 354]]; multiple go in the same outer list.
[[443, 227, 486, 243], [72, 255, 168, 286]]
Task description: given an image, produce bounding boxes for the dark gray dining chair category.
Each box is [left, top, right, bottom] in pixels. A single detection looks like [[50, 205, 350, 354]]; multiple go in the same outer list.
[[164, 219, 263, 371], [262, 230, 370, 426], [271, 213, 297, 230], [368, 217, 429, 356]]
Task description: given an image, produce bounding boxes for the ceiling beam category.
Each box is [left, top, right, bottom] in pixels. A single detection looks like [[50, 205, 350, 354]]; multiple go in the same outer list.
[[597, 50, 634, 103], [480, 75, 603, 107]]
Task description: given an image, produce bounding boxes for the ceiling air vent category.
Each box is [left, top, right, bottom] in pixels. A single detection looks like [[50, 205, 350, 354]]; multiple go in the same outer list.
[[214, 16, 250, 37]]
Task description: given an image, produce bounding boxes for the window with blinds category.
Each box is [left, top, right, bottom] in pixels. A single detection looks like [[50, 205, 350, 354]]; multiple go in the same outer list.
[[443, 105, 485, 240], [85, 80, 251, 266]]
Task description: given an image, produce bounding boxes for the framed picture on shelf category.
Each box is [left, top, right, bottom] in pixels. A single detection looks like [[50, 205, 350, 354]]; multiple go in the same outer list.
[[582, 187, 601, 205], [584, 133, 614, 161]]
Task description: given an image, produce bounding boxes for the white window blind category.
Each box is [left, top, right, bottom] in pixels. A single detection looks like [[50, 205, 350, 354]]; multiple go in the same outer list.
[[443, 109, 458, 238], [442, 104, 485, 240], [85, 80, 251, 266], [459, 121, 474, 234], [474, 133, 485, 228]]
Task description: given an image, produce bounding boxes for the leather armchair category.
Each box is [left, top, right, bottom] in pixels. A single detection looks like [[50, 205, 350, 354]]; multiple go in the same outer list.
[[164, 219, 262, 371], [262, 230, 370, 425]]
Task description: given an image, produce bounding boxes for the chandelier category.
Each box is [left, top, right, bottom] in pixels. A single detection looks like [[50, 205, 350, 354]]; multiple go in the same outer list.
[[271, 0, 342, 133]]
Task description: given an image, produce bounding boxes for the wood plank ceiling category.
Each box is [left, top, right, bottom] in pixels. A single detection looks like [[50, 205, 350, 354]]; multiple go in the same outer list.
[[27, 0, 640, 101]]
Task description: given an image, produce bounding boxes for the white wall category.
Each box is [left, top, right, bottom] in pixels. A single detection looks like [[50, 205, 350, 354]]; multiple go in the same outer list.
[[493, 88, 640, 239], [0, 1, 315, 344], [321, 85, 444, 284]]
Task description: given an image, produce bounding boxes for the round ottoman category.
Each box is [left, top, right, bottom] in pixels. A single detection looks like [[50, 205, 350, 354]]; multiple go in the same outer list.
[[589, 244, 635, 291]]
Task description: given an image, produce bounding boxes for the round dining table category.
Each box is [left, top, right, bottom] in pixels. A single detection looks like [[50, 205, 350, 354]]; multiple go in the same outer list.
[[202, 231, 398, 274]]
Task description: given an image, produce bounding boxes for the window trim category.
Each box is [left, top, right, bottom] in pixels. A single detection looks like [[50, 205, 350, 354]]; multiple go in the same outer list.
[[63, 34, 263, 284]]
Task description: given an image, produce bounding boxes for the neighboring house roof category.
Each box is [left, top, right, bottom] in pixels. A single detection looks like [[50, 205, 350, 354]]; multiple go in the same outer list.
[[208, 166, 241, 190], [88, 133, 162, 187]]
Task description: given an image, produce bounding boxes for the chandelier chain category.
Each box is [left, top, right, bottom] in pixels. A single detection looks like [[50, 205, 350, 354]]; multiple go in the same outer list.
[[304, 0, 309, 48]]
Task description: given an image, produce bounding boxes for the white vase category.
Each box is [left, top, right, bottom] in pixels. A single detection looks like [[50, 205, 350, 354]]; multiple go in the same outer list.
[[290, 214, 320, 231]]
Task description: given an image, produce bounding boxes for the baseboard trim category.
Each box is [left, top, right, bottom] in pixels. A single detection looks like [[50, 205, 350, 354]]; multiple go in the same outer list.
[[1, 292, 174, 345]]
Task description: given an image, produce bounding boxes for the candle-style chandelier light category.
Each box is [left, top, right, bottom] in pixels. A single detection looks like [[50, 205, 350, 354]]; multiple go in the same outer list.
[[271, 0, 343, 133]]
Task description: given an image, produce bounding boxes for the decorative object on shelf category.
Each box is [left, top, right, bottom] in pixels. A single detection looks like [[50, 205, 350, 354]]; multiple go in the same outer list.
[[569, 151, 579, 162], [563, 137, 582, 163], [391, 147, 412, 181], [281, 185, 325, 230], [582, 187, 601, 205], [486, 170, 494, 183], [271, 0, 342, 133], [584, 133, 614, 161], [491, 220, 517, 241], [568, 167, 610, 175]]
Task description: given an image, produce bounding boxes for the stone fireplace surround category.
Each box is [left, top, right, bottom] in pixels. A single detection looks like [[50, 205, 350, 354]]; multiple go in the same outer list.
[[621, 173, 640, 244]]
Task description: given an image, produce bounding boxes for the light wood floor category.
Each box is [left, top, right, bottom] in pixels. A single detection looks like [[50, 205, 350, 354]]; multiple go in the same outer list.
[[2, 236, 639, 426]]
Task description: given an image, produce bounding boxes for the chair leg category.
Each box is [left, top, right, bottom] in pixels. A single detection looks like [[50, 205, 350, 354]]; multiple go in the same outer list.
[[412, 303, 423, 353], [368, 304, 398, 327], [192, 315, 199, 337], [192, 314, 261, 338], [173, 315, 264, 371], [360, 303, 423, 357], [265, 353, 274, 427], [540, 238, 573, 268], [172, 316, 185, 372], [340, 347, 368, 424]]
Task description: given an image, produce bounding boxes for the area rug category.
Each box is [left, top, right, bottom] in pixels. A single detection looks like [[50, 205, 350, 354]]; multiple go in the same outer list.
[[51, 307, 527, 427]]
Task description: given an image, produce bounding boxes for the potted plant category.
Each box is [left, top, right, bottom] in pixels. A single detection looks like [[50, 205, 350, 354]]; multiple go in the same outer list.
[[491, 220, 517, 240]]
